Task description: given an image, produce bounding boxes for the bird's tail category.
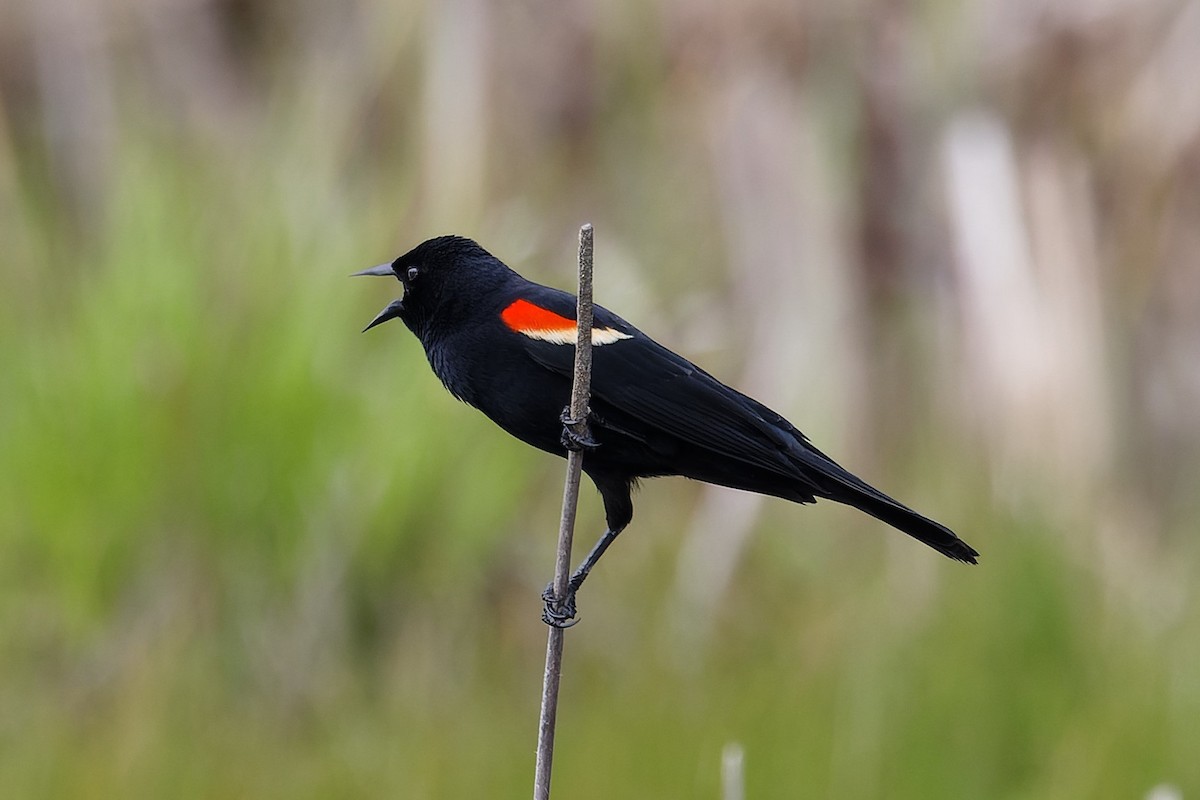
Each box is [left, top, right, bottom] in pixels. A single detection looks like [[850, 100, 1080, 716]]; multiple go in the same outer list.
[[791, 444, 979, 563], [835, 487, 978, 564]]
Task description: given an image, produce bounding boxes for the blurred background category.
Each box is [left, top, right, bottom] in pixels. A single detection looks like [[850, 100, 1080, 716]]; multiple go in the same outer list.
[[2, 0, 1198, 796]]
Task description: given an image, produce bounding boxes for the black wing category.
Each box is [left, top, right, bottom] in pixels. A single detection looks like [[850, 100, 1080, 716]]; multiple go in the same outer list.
[[514, 286, 978, 564], [515, 287, 824, 488]]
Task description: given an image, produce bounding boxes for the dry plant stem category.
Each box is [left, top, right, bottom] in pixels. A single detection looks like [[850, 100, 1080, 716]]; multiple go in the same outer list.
[[533, 223, 594, 800]]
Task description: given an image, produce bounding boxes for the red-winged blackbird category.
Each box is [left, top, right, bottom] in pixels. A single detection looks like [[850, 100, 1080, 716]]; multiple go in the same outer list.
[[357, 235, 977, 625]]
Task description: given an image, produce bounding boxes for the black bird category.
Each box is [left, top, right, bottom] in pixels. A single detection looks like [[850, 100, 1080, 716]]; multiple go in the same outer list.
[[357, 235, 977, 625]]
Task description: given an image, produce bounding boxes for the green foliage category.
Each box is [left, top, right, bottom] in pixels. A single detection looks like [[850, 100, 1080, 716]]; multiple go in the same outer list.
[[2, 2, 1197, 796]]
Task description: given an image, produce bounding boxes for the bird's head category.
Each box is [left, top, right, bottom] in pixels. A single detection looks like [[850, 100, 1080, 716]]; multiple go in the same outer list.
[[355, 235, 513, 338]]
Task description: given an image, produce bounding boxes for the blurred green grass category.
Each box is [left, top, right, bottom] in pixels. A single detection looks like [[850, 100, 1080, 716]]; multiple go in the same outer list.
[[2, 1, 1199, 797]]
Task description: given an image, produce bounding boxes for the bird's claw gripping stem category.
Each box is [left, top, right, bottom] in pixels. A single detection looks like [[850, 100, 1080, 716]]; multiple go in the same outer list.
[[541, 581, 580, 628], [560, 407, 599, 452]]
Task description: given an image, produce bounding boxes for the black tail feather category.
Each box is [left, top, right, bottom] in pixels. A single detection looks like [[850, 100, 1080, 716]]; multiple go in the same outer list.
[[837, 488, 978, 564], [782, 439, 978, 563]]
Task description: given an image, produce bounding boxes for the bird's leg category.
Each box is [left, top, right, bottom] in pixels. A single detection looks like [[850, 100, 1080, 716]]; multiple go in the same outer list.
[[541, 524, 627, 627], [559, 406, 599, 452]]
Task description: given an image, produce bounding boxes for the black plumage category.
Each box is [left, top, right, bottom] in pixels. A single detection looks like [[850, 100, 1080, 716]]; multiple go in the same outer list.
[[357, 235, 977, 625]]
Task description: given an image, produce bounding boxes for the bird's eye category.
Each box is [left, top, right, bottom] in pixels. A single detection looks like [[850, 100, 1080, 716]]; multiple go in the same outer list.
[[407, 266, 419, 282]]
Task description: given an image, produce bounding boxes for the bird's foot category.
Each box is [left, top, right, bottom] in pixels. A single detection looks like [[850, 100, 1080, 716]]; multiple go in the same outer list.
[[541, 581, 580, 628], [560, 407, 599, 452]]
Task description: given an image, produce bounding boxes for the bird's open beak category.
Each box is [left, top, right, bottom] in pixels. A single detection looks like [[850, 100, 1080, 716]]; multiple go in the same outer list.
[[352, 263, 396, 278], [363, 298, 404, 332], [355, 262, 403, 331]]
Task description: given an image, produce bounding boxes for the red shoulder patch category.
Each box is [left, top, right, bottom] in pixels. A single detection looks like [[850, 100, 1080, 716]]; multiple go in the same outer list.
[[501, 298, 634, 346], [501, 299, 575, 335]]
